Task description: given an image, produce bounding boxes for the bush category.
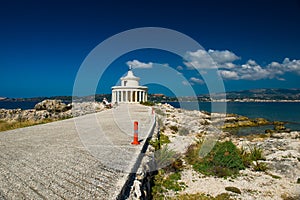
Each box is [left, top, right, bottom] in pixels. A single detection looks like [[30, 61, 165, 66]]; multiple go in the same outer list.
[[167, 192, 234, 200], [249, 146, 265, 161], [152, 170, 186, 199], [154, 146, 177, 170], [149, 133, 170, 150], [240, 145, 267, 171], [140, 101, 155, 106], [185, 141, 245, 177], [252, 161, 268, 172]]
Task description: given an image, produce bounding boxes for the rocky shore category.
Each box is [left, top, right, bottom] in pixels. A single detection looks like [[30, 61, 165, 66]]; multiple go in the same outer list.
[[0, 99, 106, 122], [135, 103, 300, 200], [1, 101, 299, 199]]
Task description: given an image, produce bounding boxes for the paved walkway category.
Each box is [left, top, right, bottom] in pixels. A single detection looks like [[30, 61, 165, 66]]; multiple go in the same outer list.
[[0, 104, 155, 200]]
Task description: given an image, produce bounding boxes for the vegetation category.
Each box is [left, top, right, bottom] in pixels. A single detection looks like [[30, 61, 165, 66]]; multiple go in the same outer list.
[[0, 119, 56, 132], [152, 170, 187, 199], [154, 146, 178, 171], [151, 138, 185, 199], [185, 140, 244, 177], [185, 140, 267, 177], [281, 193, 300, 200], [167, 193, 234, 200], [140, 101, 155, 106], [150, 133, 170, 150], [240, 146, 267, 172]]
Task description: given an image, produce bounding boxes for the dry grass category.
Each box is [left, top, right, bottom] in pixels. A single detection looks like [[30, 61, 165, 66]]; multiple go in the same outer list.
[[167, 192, 234, 200], [0, 119, 55, 132]]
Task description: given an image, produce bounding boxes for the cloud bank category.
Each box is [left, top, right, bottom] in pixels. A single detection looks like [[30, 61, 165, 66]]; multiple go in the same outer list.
[[127, 50, 300, 85], [184, 49, 300, 81]]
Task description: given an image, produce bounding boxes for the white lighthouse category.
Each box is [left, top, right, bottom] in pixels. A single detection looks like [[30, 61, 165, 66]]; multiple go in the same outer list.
[[111, 67, 148, 103]]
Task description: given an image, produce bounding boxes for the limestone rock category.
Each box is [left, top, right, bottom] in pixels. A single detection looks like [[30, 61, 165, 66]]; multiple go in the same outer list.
[[34, 100, 71, 112]]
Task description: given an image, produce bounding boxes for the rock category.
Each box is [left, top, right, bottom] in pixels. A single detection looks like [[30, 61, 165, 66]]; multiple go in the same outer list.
[[274, 125, 286, 131], [254, 118, 270, 125], [273, 121, 285, 126], [265, 129, 274, 134], [0, 100, 106, 122], [34, 100, 70, 112], [71, 101, 105, 116], [225, 186, 241, 194]]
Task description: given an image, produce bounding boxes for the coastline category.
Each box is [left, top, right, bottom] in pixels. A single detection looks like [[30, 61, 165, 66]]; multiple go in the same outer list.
[[0, 100, 299, 199], [136, 103, 300, 199]]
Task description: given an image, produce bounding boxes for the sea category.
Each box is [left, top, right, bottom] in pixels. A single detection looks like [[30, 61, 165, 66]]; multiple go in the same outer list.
[[168, 101, 300, 134], [1, 101, 299, 134]]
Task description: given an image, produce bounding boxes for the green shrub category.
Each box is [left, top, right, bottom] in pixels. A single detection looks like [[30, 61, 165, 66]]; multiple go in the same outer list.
[[249, 146, 265, 161], [185, 141, 202, 165], [253, 161, 268, 172], [140, 101, 155, 106], [154, 146, 177, 170], [167, 192, 234, 200], [240, 145, 266, 170], [149, 133, 170, 150], [239, 147, 253, 167], [152, 170, 186, 199], [185, 141, 245, 177]]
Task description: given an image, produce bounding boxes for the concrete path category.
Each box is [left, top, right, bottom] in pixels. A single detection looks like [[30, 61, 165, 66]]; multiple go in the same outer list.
[[0, 104, 155, 200]]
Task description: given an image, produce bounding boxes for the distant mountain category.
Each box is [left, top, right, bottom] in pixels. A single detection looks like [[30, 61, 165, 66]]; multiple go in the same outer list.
[[198, 88, 300, 101], [1, 88, 299, 103], [223, 88, 300, 100]]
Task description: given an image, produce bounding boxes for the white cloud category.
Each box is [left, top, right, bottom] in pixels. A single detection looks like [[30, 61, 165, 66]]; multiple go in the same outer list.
[[247, 59, 257, 66], [219, 70, 239, 80], [182, 80, 189, 86], [282, 58, 300, 75], [126, 59, 153, 69], [177, 65, 183, 70], [184, 49, 240, 70], [127, 50, 300, 82], [184, 49, 217, 69], [208, 49, 240, 64], [181, 48, 300, 81], [218, 58, 300, 81], [189, 77, 204, 85], [238, 61, 269, 80]]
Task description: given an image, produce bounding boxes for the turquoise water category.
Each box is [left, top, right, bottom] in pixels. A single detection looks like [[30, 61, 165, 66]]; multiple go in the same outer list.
[[168, 102, 300, 132]]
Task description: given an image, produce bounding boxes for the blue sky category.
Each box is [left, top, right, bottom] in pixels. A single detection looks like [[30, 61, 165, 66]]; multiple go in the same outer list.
[[0, 0, 300, 97]]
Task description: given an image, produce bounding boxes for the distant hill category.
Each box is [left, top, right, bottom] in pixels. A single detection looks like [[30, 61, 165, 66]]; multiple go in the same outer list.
[[218, 88, 300, 100], [1, 88, 299, 103]]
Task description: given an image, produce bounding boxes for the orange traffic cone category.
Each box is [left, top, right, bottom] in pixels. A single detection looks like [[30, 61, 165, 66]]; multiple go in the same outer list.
[[131, 121, 140, 145]]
